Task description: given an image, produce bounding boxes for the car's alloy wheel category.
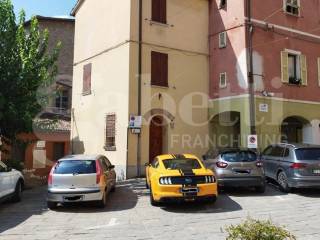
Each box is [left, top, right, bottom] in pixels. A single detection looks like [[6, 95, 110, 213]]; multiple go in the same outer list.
[[277, 171, 290, 193], [12, 181, 22, 202]]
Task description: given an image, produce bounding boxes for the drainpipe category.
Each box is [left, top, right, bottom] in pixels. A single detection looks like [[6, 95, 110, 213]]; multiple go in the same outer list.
[[137, 0, 143, 177], [246, 0, 256, 135]]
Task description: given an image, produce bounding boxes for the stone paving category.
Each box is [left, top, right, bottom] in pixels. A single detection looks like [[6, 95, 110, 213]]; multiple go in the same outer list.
[[0, 179, 320, 240]]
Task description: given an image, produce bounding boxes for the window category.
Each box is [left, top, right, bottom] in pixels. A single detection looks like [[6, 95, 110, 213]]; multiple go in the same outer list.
[[151, 159, 159, 168], [285, 0, 300, 16], [281, 51, 307, 85], [54, 160, 96, 174], [270, 146, 285, 157], [53, 143, 65, 161], [151, 51, 168, 87], [219, 32, 227, 48], [105, 114, 116, 151], [317, 58, 320, 86], [152, 0, 167, 24], [288, 54, 301, 84], [55, 90, 69, 110], [219, 0, 227, 9], [219, 72, 227, 88], [83, 63, 92, 95]]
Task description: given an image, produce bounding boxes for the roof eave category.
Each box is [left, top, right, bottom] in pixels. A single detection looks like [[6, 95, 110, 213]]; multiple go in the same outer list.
[[71, 0, 85, 16]]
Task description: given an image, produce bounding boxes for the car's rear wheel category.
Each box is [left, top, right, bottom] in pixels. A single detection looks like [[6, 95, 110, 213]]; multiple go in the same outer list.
[[47, 201, 57, 210], [150, 187, 159, 206], [12, 180, 22, 203], [277, 171, 291, 193], [97, 190, 107, 208], [207, 196, 217, 204]]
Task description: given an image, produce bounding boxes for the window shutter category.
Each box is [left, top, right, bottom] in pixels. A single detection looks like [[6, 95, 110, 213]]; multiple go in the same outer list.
[[151, 51, 168, 87], [317, 58, 320, 86], [152, 0, 166, 23], [83, 63, 92, 94], [281, 51, 289, 83], [300, 54, 307, 86]]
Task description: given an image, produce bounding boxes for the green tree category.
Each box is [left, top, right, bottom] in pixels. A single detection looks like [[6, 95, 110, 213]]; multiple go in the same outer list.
[[0, 0, 61, 161]]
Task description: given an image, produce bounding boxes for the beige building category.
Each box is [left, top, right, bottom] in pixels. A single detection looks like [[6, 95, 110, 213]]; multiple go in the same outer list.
[[71, 0, 210, 179]]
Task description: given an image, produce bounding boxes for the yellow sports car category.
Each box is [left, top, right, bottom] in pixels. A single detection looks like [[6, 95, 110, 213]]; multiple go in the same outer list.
[[146, 154, 218, 206]]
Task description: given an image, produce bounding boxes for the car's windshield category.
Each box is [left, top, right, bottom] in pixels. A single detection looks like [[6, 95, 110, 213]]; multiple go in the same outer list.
[[162, 159, 202, 170], [0, 161, 7, 172], [54, 160, 96, 174], [295, 148, 320, 161], [221, 151, 257, 162]]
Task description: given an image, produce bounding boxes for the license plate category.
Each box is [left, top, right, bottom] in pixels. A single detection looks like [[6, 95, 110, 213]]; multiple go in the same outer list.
[[181, 187, 199, 194], [313, 170, 320, 174]]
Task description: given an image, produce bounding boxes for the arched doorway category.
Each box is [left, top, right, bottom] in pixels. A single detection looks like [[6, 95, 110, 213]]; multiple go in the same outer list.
[[210, 111, 241, 148], [149, 116, 165, 163], [281, 116, 311, 143]]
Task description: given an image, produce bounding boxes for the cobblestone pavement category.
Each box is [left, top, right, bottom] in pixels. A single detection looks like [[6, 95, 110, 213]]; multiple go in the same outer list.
[[0, 179, 320, 240]]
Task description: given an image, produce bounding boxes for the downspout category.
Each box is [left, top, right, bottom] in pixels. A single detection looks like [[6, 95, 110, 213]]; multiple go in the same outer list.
[[246, 0, 256, 135], [137, 0, 143, 177]]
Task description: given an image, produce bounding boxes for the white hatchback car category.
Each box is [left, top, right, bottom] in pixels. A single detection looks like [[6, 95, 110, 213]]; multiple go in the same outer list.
[[0, 160, 24, 203]]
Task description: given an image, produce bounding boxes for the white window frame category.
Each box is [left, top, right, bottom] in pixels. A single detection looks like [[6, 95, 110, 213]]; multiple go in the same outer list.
[[219, 72, 227, 88], [219, 32, 227, 48], [283, 0, 300, 16]]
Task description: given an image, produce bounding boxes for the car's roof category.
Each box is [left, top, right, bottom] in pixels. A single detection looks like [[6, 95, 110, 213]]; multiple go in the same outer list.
[[157, 154, 199, 161], [59, 154, 104, 161], [273, 143, 320, 149]]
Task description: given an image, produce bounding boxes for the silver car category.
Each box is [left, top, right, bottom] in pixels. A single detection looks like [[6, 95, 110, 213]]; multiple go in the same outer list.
[[203, 148, 266, 193], [261, 143, 320, 192], [47, 155, 116, 209]]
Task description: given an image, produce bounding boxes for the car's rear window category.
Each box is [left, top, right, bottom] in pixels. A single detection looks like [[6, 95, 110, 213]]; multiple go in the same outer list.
[[54, 160, 96, 174], [162, 159, 202, 170], [221, 151, 257, 162], [295, 148, 320, 161]]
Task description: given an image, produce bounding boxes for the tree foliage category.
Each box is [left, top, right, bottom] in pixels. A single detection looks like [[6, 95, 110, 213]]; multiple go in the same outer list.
[[0, 0, 61, 141]]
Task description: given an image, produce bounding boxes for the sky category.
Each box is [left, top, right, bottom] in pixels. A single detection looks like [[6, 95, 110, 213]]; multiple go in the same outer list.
[[12, 0, 78, 20]]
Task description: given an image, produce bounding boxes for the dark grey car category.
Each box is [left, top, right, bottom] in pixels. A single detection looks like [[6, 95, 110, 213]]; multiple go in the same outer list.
[[261, 143, 320, 192], [203, 148, 266, 193]]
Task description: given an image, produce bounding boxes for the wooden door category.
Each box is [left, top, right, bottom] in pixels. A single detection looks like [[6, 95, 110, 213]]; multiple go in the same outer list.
[[149, 116, 163, 163]]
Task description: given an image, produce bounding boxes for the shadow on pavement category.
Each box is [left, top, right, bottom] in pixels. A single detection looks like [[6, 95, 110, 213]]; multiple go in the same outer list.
[[223, 184, 288, 197], [160, 193, 242, 214], [0, 187, 48, 234]]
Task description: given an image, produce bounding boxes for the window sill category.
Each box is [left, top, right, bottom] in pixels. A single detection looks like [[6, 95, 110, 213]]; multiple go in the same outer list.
[[151, 84, 169, 89], [82, 90, 92, 96], [219, 45, 227, 49], [146, 19, 173, 27], [284, 11, 300, 18], [104, 146, 116, 151]]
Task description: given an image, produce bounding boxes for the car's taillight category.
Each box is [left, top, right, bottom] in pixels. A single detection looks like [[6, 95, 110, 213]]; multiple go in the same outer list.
[[95, 160, 102, 184], [216, 161, 228, 168], [48, 163, 57, 185], [290, 163, 307, 169], [256, 161, 263, 168]]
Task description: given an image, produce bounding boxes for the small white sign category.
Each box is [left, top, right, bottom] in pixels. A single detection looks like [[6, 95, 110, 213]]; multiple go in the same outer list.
[[259, 103, 269, 113], [129, 115, 142, 129], [247, 135, 258, 149], [36, 141, 46, 149]]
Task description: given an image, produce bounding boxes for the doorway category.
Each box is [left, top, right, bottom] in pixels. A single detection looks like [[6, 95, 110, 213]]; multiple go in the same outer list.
[[149, 116, 164, 163]]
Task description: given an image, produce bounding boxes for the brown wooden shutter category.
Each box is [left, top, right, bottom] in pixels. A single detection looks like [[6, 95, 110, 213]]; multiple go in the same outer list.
[[83, 63, 92, 94], [152, 0, 167, 24], [151, 51, 168, 87]]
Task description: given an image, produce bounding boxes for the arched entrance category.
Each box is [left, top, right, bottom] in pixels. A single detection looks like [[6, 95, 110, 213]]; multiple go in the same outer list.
[[210, 111, 241, 148], [281, 116, 311, 143], [149, 116, 165, 163]]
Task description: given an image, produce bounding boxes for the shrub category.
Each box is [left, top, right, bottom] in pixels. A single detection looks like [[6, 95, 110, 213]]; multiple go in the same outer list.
[[5, 159, 24, 171], [226, 218, 296, 240]]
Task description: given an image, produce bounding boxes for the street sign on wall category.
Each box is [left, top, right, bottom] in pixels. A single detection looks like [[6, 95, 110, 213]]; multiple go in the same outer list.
[[247, 135, 258, 149]]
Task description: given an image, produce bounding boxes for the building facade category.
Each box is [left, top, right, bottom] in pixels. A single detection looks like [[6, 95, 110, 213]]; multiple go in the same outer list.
[[209, 0, 320, 150], [22, 16, 74, 183], [71, 0, 210, 179]]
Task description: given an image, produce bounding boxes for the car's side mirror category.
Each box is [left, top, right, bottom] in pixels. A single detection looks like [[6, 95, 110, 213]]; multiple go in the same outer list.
[[145, 163, 150, 167], [6, 167, 12, 172], [109, 165, 115, 170]]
